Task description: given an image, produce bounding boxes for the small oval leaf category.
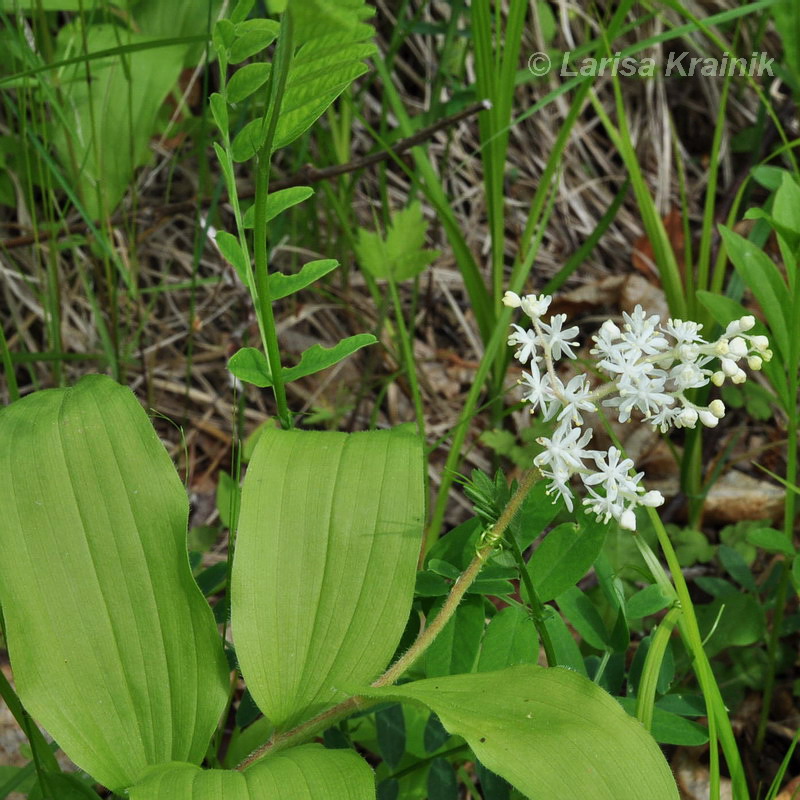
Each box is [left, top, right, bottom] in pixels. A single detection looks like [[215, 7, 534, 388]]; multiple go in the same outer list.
[[228, 347, 273, 388], [227, 61, 272, 104]]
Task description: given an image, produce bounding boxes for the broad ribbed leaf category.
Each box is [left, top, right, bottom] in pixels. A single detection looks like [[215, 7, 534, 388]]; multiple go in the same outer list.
[[361, 666, 679, 800], [0, 375, 229, 791], [232, 426, 424, 729], [129, 745, 374, 799]]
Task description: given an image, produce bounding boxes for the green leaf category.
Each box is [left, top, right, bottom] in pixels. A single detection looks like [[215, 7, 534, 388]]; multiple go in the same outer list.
[[227, 61, 272, 103], [215, 231, 249, 284], [242, 186, 315, 227], [209, 92, 229, 134], [232, 425, 424, 728], [282, 333, 377, 383], [52, 25, 185, 218], [230, 18, 281, 63], [625, 584, 672, 619], [543, 612, 587, 674], [27, 772, 100, 800], [719, 225, 789, 361], [231, 117, 267, 162], [427, 757, 458, 800], [747, 528, 795, 556], [695, 593, 765, 658], [355, 203, 440, 281], [476, 607, 538, 672], [422, 596, 485, 678], [273, 1, 377, 150], [228, 347, 272, 388], [270, 259, 339, 300], [376, 704, 406, 770], [216, 470, 240, 530], [528, 520, 607, 603], [511, 478, 564, 550], [360, 666, 679, 800], [129, 745, 375, 798], [615, 698, 708, 746], [556, 586, 610, 651], [0, 375, 228, 791]]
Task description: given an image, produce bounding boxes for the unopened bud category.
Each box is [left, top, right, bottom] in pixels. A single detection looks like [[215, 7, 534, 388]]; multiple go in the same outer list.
[[729, 337, 748, 358], [721, 358, 739, 377], [698, 410, 719, 427], [739, 315, 755, 331], [678, 407, 698, 427], [731, 368, 747, 384], [709, 399, 725, 418], [748, 355, 763, 370], [619, 508, 637, 530], [752, 335, 769, 352], [600, 319, 622, 339], [711, 371, 725, 387], [641, 490, 665, 507], [502, 291, 522, 308]]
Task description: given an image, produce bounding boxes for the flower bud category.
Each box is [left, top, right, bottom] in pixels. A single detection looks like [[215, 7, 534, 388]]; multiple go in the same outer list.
[[748, 355, 763, 370], [599, 319, 622, 339], [502, 291, 522, 308], [640, 490, 665, 507], [678, 407, 698, 427], [619, 508, 637, 530], [711, 371, 725, 387], [752, 335, 769, 351], [731, 368, 747, 384], [709, 399, 725, 418], [714, 339, 730, 356], [721, 358, 739, 377], [739, 315, 755, 331], [698, 410, 718, 427], [728, 337, 748, 358]]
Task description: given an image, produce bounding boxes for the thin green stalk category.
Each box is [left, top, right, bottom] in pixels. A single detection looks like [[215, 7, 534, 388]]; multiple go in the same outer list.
[[643, 509, 748, 800], [756, 266, 800, 750], [251, 9, 295, 429], [387, 277, 426, 441], [505, 530, 557, 666], [635, 606, 681, 732], [236, 467, 541, 770]]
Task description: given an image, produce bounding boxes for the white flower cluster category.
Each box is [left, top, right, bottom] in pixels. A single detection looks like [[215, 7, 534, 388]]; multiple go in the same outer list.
[[503, 291, 772, 530]]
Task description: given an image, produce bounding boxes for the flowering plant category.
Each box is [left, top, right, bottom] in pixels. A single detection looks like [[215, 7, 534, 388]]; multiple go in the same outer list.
[[503, 291, 772, 530]]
